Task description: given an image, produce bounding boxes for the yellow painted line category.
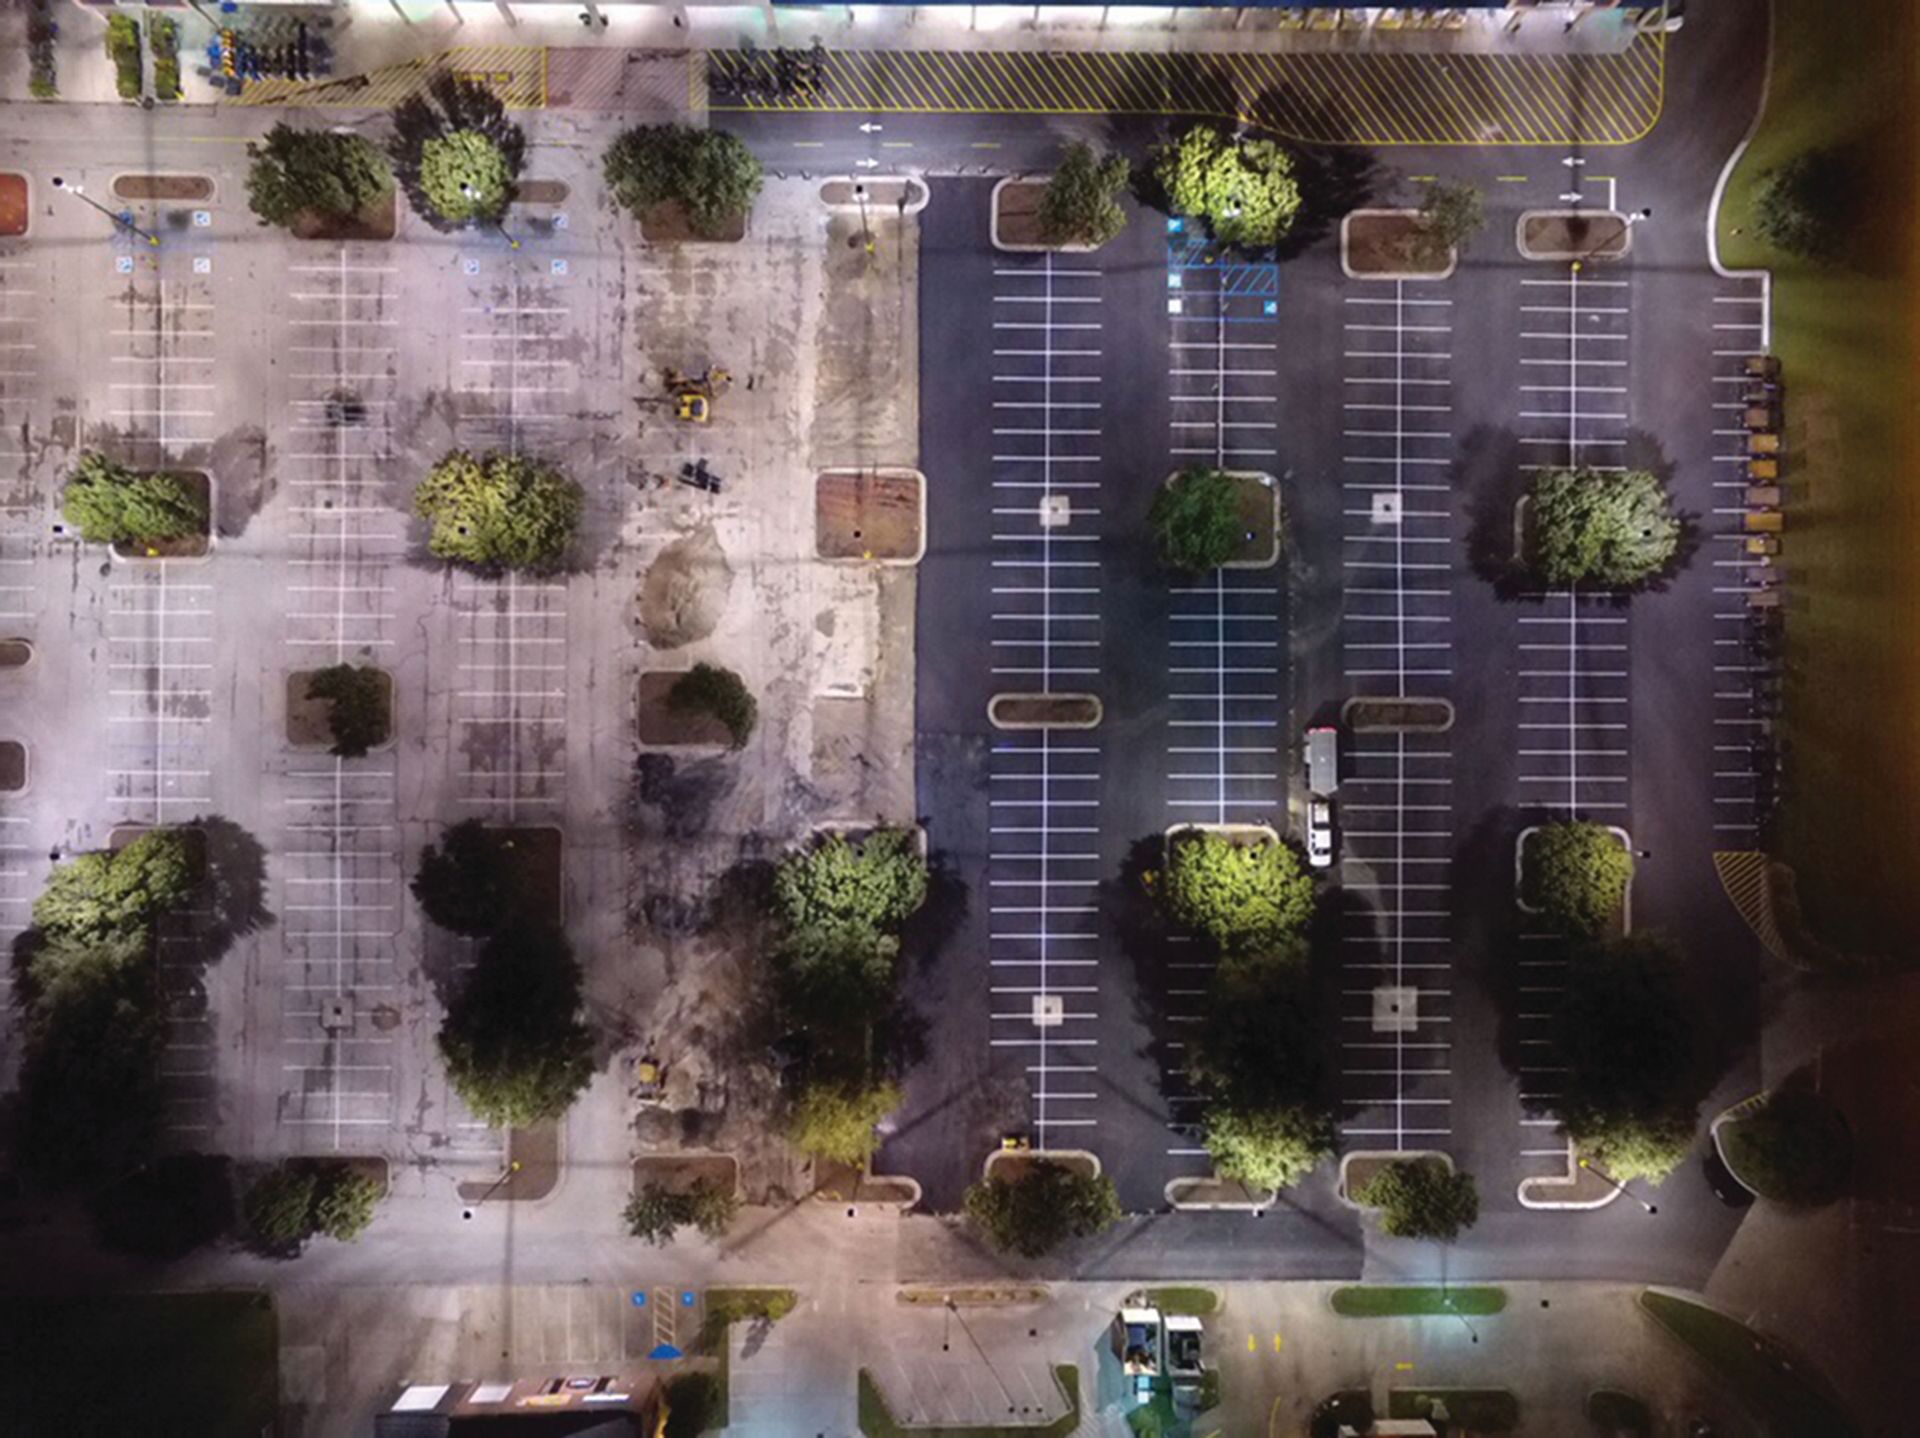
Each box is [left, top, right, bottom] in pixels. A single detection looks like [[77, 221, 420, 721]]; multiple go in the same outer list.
[[791, 141, 824, 148], [1408, 174, 1438, 182], [970, 141, 1001, 149], [1272, 1333, 1283, 1352], [1497, 175, 1530, 182], [1246, 1333, 1257, 1352]]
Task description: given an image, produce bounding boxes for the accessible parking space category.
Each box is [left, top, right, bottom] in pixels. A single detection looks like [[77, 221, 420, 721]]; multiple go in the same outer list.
[[1335, 279, 1457, 1150], [986, 254, 1105, 1145]]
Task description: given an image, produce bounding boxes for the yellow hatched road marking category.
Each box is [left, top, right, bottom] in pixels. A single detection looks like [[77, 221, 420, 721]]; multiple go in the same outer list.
[[710, 36, 1664, 145], [232, 43, 546, 109]]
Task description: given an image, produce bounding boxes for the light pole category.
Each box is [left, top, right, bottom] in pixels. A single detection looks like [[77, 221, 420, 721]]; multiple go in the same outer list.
[[461, 1159, 521, 1219], [50, 175, 160, 248], [1579, 1156, 1658, 1214], [462, 182, 520, 250], [1570, 207, 1651, 273], [853, 182, 875, 256]]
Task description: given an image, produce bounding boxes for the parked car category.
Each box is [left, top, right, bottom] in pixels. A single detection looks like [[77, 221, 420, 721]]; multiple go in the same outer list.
[[1307, 799, 1336, 869]]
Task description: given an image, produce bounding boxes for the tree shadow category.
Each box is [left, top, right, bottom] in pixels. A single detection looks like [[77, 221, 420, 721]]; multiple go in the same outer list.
[[188, 814, 274, 963], [1110, 833, 1194, 1129]]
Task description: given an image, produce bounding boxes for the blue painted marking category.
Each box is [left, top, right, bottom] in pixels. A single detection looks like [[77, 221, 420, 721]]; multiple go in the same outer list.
[[647, 1344, 684, 1361], [681, 1291, 697, 1307], [1167, 217, 1184, 234], [1166, 273, 1182, 290], [631, 1291, 647, 1307], [1264, 299, 1278, 316]]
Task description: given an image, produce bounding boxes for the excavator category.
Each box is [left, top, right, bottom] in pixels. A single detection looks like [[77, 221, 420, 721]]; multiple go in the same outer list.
[[660, 365, 731, 424]]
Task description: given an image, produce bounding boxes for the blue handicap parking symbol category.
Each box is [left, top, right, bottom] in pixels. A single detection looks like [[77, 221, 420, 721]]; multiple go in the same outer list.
[[681, 1291, 697, 1307], [1168, 217, 1185, 234], [630, 1291, 647, 1307], [1264, 299, 1278, 316]]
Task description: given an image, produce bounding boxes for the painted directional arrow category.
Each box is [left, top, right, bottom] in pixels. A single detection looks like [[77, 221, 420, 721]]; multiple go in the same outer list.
[[855, 157, 881, 170], [858, 121, 884, 133]]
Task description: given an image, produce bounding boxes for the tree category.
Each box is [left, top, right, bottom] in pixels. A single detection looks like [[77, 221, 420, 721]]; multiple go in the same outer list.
[[668, 662, 757, 749], [32, 828, 195, 944], [242, 1163, 320, 1253], [391, 76, 525, 230], [663, 1373, 721, 1438], [246, 123, 393, 228], [1718, 1088, 1851, 1206], [411, 820, 530, 937], [1204, 1102, 1334, 1191], [413, 449, 582, 573], [1187, 951, 1320, 1111], [786, 1080, 901, 1168], [305, 663, 389, 759], [623, 1179, 737, 1246], [419, 130, 514, 223], [1357, 1157, 1480, 1241], [1038, 142, 1131, 248], [1554, 934, 1702, 1184], [62, 451, 206, 547], [1159, 829, 1314, 958], [89, 1153, 233, 1259], [603, 125, 764, 237], [438, 921, 596, 1128], [1751, 150, 1852, 263], [1417, 178, 1485, 254], [1527, 467, 1682, 589], [964, 1162, 1121, 1257], [1149, 464, 1243, 574], [1522, 821, 1632, 937], [1154, 127, 1302, 248], [311, 1162, 383, 1241], [773, 830, 928, 935]]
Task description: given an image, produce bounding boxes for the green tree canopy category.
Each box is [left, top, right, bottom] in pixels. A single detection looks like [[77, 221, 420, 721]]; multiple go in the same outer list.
[[624, 1179, 737, 1246], [32, 828, 195, 945], [1159, 829, 1314, 958], [1204, 1102, 1334, 1191], [1154, 127, 1302, 248], [438, 921, 596, 1128], [774, 830, 928, 935], [1038, 142, 1131, 248], [1554, 933, 1702, 1184], [413, 449, 582, 573], [1718, 1088, 1851, 1206], [1188, 950, 1320, 1111], [1357, 1157, 1480, 1241], [1522, 821, 1632, 937], [1418, 178, 1485, 253], [1751, 150, 1853, 264], [1527, 467, 1682, 589], [305, 663, 390, 759], [785, 1079, 901, 1168], [62, 452, 206, 547], [419, 129, 514, 223], [668, 662, 758, 749], [963, 1162, 1121, 1257], [603, 125, 764, 237], [1150, 463, 1243, 574], [89, 1152, 234, 1260], [411, 820, 539, 937], [246, 123, 393, 228], [311, 1162, 384, 1240], [243, 1163, 320, 1252]]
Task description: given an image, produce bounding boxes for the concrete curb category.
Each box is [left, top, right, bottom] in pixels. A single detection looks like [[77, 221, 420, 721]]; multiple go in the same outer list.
[[1514, 824, 1633, 931], [1516, 207, 1632, 262], [1337, 1149, 1451, 1210], [1339, 208, 1457, 282]]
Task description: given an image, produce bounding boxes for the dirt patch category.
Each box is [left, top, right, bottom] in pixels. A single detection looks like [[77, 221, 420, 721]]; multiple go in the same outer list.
[[628, 753, 736, 844], [513, 180, 569, 206], [639, 199, 746, 244], [993, 180, 1050, 248], [289, 191, 397, 243], [989, 693, 1102, 730], [1343, 696, 1455, 733], [495, 827, 562, 925], [1340, 1154, 1400, 1203], [632, 1152, 738, 1196], [1521, 210, 1629, 260], [285, 668, 392, 750], [1343, 209, 1450, 276], [1228, 472, 1280, 566], [112, 174, 213, 202], [814, 469, 923, 561], [0, 639, 31, 668], [639, 526, 734, 650], [636, 671, 733, 748], [0, 175, 26, 238], [0, 741, 25, 792], [110, 471, 210, 560], [1169, 1177, 1270, 1207], [984, 1151, 1097, 1185]]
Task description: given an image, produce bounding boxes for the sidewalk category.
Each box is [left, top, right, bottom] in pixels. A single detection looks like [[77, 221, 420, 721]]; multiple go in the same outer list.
[[0, 0, 1651, 109]]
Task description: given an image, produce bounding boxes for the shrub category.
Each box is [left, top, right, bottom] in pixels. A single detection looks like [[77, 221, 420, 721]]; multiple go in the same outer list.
[[438, 921, 596, 1128], [247, 124, 393, 228], [624, 1179, 737, 1245], [668, 662, 757, 748], [1576, 1110, 1698, 1185], [1153, 126, 1301, 248], [149, 16, 179, 100], [243, 1163, 319, 1252], [1417, 178, 1484, 253], [1719, 1088, 1851, 1206], [785, 1080, 901, 1167], [1527, 467, 1682, 588], [1038, 142, 1131, 248], [28, 10, 56, 98], [62, 452, 206, 547], [413, 449, 582, 573], [603, 125, 764, 237], [33, 828, 195, 944], [106, 13, 142, 99], [1522, 821, 1632, 937], [964, 1161, 1120, 1257], [311, 1163, 383, 1240], [305, 663, 389, 759], [420, 130, 513, 223], [1149, 463, 1243, 574], [1357, 1157, 1479, 1241], [1751, 150, 1853, 264], [1204, 1102, 1334, 1191], [1159, 829, 1313, 958]]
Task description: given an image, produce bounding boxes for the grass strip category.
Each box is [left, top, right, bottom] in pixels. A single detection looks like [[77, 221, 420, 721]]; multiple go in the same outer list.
[[1638, 1291, 1858, 1438], [1142, 1285, 1220, 1316], [859, 1364, 1079, 1437], [1330, 1285, 1507, 1317], [701, 1287, 798, 1429]]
